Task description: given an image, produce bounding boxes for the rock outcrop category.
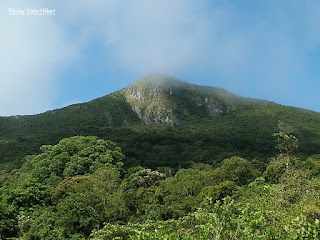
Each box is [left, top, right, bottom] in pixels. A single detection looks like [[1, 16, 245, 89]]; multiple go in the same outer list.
[[123, 76, 180, 127], [121, 74, 228, 127]]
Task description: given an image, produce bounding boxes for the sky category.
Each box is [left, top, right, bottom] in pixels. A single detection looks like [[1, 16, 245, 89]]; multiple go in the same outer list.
[[1, 0, 320, 116]]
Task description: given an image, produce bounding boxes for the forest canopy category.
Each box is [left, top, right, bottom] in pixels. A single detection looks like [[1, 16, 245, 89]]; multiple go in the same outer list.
[[0, 134, 320, 239]]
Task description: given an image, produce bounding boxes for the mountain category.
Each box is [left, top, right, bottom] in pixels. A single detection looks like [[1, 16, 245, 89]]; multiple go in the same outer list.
[[122, 74, 230, 126], [1, 74, 320, 170]]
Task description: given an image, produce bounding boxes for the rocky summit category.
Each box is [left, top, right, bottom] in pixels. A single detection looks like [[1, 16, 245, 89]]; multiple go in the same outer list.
[[122, 74, 232, 127]]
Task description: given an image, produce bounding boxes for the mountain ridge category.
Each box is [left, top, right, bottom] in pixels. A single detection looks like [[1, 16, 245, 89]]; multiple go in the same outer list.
[[120, 74, 269, 126], [1, 74, 320, 170]]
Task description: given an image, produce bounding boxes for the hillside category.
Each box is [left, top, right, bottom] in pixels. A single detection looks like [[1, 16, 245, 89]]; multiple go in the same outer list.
[[1, 74, 320, 170], [1, 74, 320, 239]]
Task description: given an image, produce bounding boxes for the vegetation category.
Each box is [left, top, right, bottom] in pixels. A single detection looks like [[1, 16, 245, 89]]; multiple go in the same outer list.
[[1, 77, 320, 239], [0, 132, 319, 239], [1, 76, 320, 172]]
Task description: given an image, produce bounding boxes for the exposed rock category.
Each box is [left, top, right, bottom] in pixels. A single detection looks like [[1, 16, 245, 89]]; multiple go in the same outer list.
[[122, 74, 229, 127], [192, 96, 226, 114], [123, 84, 180, 127]]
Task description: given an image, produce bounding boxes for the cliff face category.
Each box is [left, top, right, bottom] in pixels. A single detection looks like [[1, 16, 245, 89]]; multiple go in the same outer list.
[[122, 75, 180, 127], [121, 74, 229, 126]]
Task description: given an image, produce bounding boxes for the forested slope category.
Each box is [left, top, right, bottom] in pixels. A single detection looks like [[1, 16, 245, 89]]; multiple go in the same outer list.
[[1, 74, 320, 171]]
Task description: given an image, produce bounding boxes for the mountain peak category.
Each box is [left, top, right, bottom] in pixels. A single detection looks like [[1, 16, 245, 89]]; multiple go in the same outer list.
[[131, 73, 188, 90], [121, 74, 231, 127], [121, 74, 180, 127]]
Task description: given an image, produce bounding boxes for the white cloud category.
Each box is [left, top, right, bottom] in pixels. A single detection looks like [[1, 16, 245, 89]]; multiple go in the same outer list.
[[58, 0, 211, 74], [56, 0, 309, 82], [0, 0, 75, 116], [1, 0, 320, 115]]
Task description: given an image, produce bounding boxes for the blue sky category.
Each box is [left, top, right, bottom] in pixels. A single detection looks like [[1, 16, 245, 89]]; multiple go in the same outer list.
[[1, 0, 320, 116]]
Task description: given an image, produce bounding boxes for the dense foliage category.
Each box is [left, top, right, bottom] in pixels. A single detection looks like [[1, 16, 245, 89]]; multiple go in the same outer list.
[[1, 77, 320, 172], [0, 133, 319, 239], [1, 78, 320, 238]]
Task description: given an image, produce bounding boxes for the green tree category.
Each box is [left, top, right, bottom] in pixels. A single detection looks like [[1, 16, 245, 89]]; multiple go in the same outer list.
[[213, 156, 260, 186], [273, 131, 299, 170], [129, 168, 165, 189], [155, 168, 211, 219], [0, 202, 18, 239], [26, 136, 124, 184]]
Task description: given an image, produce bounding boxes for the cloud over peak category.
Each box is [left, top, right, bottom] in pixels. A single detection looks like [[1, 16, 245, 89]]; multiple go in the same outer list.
[[1, 0, 320, 115]]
